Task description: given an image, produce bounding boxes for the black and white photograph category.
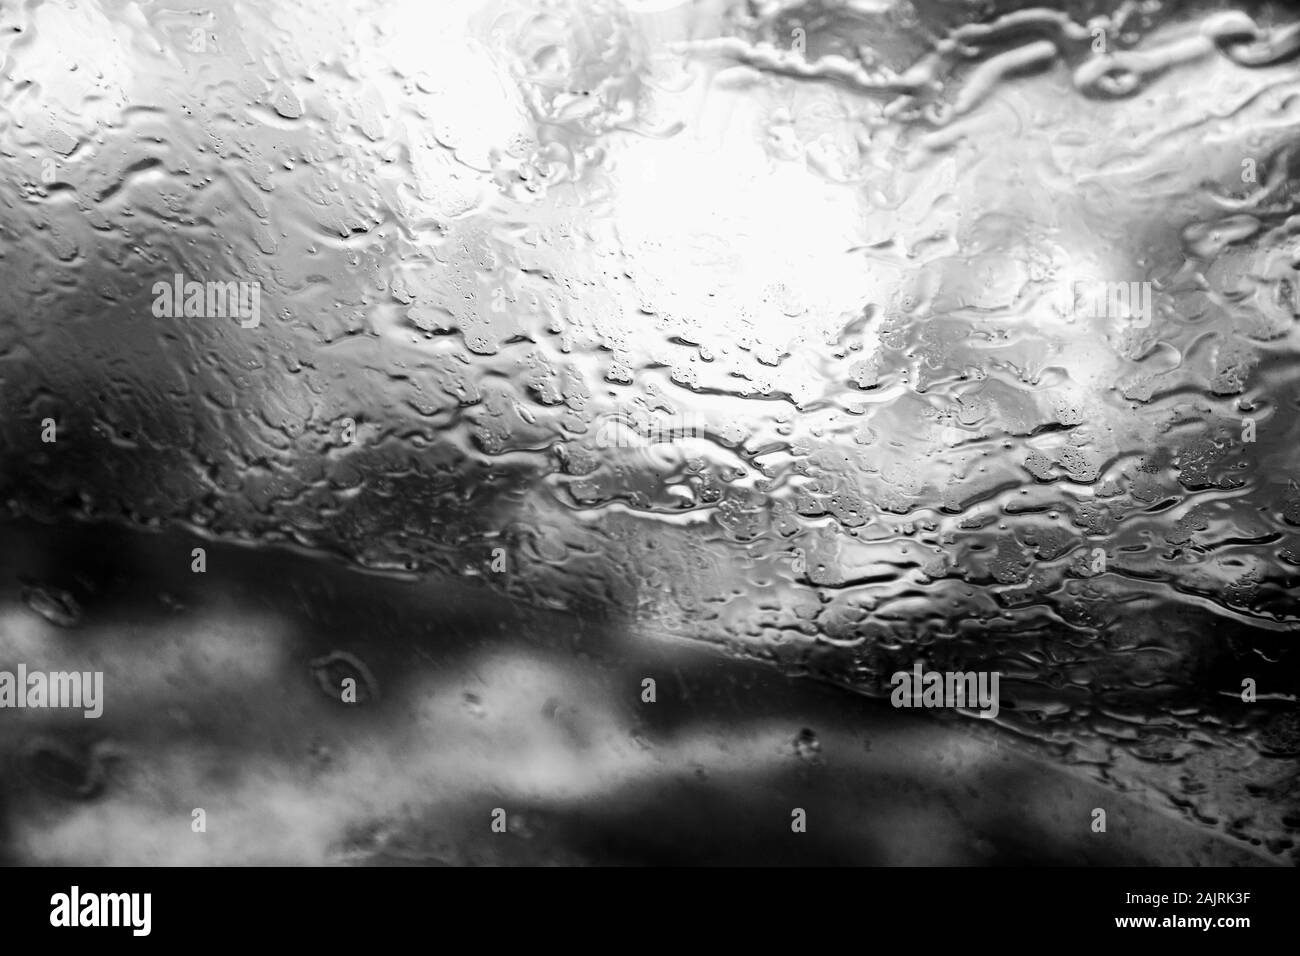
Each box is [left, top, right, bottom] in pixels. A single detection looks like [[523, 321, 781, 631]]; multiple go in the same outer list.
[[0, 0, 1295, 936]]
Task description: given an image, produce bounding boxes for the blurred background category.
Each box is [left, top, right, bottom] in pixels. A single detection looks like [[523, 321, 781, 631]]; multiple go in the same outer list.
[[0, 0, 1296, 864]]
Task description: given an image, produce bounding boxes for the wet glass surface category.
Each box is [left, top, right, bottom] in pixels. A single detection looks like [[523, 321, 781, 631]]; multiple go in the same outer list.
[[0, 0, 1297, 864]]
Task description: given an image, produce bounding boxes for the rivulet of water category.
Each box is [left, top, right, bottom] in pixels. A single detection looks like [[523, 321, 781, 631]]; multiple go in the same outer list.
[[0, 0, 1296, 863]]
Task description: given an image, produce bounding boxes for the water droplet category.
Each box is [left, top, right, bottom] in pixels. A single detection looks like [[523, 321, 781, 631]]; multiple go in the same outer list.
[[792, 728, 821, 763], [21, 585, 81, 627]]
